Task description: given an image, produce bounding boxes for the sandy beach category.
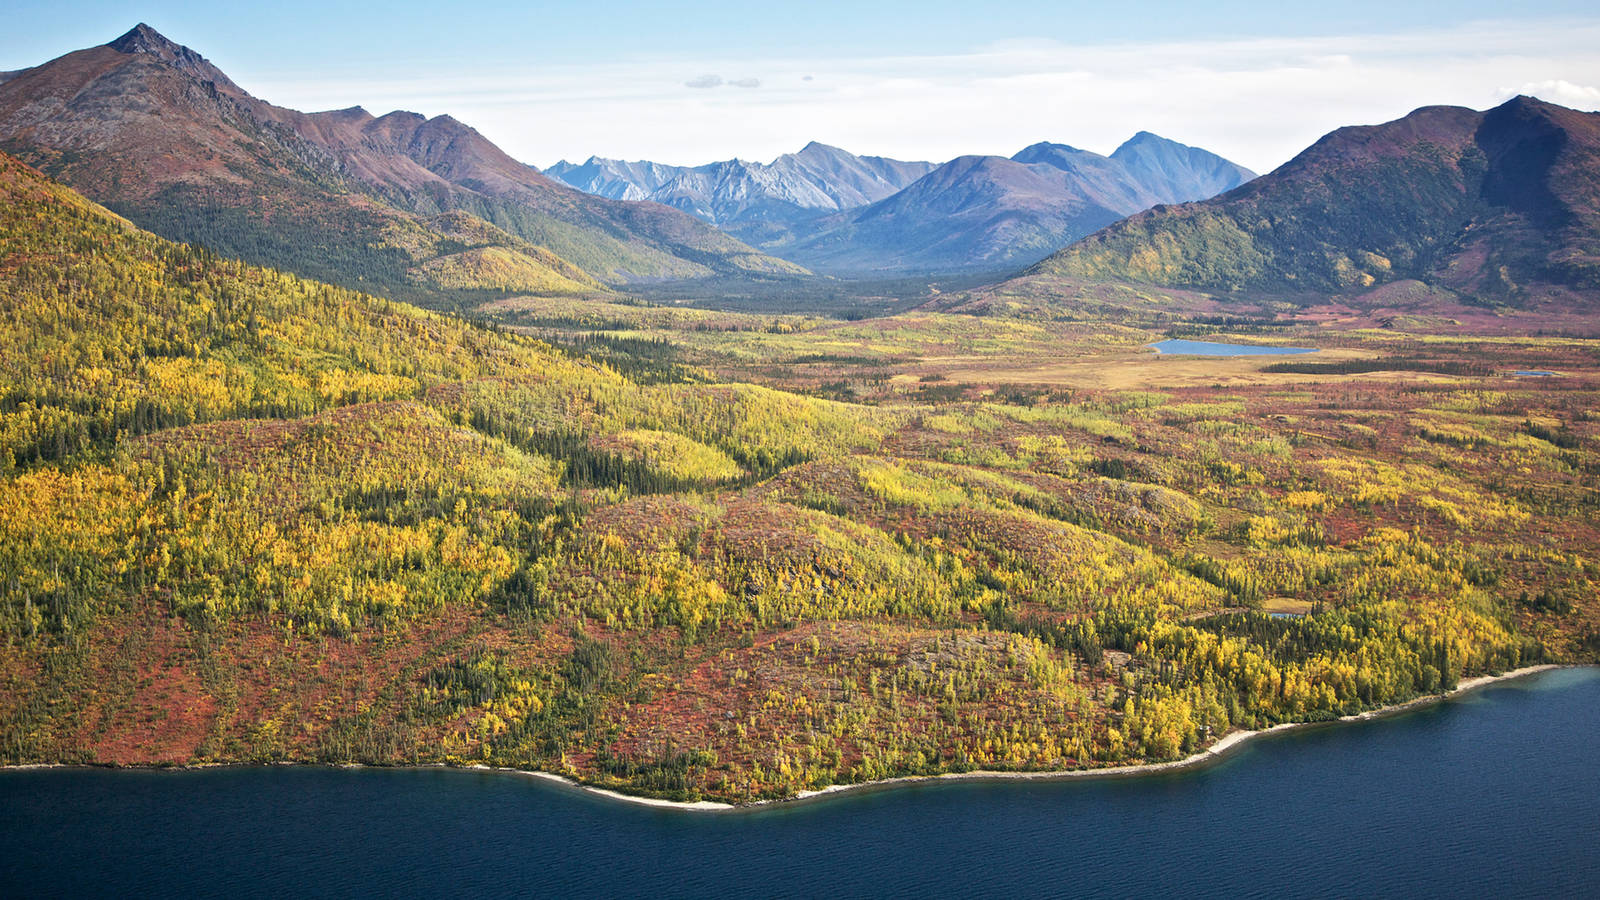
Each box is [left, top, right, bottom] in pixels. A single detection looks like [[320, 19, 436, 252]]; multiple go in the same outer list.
[[516, 663, 1566, 811]]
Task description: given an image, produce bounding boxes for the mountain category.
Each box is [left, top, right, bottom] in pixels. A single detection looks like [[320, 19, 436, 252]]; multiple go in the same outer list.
[[543, 157, 684, 201], [546, 142, 936, 246], [548, 134, 1253, 276], [786, 154, 1135, 275], [780, 132, 1254, 273], [1106, 131, 1259, 205], [0, 25, 801, 306], [1033, 97, 1600, 302], [779, 134, 1256, 275]]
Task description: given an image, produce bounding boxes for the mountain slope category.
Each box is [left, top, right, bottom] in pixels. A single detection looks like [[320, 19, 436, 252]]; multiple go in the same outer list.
[[543, 157, 682, 201], [1109, 131, 1260, 206], [785, 155, 1132, 274], [282, 103, 803, 281], [782, 134, 1256, 274], [546, 142, 936, 247], [0, 25, 800, 303], [1034, 97, 1600, 301]]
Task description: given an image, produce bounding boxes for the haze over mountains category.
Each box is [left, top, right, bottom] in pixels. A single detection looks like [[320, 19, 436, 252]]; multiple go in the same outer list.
[[0, 24, 801, 307], [549, 135, 1256, 275], [1033, 96, 1600, 305]]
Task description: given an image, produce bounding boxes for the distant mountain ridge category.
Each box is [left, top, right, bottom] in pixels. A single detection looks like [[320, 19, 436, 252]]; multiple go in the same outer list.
[[546, 143, 936, 246], [546, 157, 684, 201], [550, 134, 1254, 275], [0, 24, 801, 305], [782, 134, 1256, 274], [1032, 96, 1600, 303], [1108, 131, 1262, 203]]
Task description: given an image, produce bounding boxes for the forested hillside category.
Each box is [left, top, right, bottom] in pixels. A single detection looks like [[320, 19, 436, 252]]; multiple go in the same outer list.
[[2, 151, 1596, 803], [1035, 97, 1600, 303]]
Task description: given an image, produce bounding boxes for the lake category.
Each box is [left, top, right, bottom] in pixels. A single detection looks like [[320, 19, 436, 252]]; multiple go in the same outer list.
[[2, 668, 1596, 899], [1149, 338, 1317, 356]]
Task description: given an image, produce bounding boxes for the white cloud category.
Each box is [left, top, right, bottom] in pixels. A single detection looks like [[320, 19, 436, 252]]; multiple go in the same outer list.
[[680, 74, 761, 91], [246, 17, 1600, 172], [1497, 79, 1600, 109]]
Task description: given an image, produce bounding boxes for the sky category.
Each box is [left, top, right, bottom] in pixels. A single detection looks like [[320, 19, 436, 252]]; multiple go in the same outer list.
[[5, 2, 1600, 173]]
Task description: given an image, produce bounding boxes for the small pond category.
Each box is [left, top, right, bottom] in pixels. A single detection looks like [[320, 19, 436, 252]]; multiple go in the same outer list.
[[1148, 338, 1317, 357]]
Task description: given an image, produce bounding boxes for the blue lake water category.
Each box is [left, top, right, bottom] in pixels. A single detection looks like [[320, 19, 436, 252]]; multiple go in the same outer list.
[[2, 668, 1597, 899], [1513, 370, 1557, 377], [1149, 338, 1318, 356]]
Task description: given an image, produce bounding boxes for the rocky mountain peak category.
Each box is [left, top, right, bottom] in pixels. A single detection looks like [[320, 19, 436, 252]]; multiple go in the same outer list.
[[1016, 141, 1084, 156], [108, 24, 201, 66], [796, 141, 845, 159], [103, 23, 242, 94]]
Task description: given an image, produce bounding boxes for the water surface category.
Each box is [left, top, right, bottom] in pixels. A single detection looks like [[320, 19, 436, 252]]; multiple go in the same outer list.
[[2, 668, 1596, 899], [1148, 338, 1317, 356]]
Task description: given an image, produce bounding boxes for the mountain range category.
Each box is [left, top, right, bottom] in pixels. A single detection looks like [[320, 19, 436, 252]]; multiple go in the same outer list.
[[0, 25, 1263, 293], [1032, 96, 1600, 303], [783, 134, 1256, 274], [550, 135, 1256, 275], [546, 143, 934, 247], [0, 24, 802, 307], [4, 25, 1594, 311]]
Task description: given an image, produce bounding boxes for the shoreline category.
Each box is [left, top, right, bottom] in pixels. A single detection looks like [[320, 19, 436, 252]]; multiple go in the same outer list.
[[500, 663, 1569, 811], [773, 663, 1565, 809], [0, 664, 1571, 811]]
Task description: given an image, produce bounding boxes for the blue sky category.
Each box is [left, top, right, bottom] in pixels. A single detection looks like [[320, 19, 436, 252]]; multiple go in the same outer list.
[[9, 1, 1600, 66], [6, 2, 1600, 171]]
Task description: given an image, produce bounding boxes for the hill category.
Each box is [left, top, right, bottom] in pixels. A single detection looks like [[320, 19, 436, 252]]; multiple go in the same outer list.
[[1033, 97, 1600, 303], [1, 145, 1595, 804], [781, 134, 1255, 275], [0, 25, 801, 306]]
